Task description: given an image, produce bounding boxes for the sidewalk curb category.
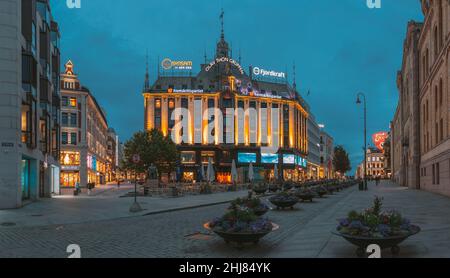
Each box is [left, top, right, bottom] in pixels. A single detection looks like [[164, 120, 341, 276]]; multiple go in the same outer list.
[[142, 200, 233, 216], [141, 192, 274, 216]]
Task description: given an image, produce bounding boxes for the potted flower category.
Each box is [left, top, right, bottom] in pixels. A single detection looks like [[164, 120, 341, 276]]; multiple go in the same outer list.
[[269, 192, 299, 210], [206, 206, 276, 245], [230, 196, 270, 216], [294, 187, 316, 202], [282, 182, 293, 191], [314, 186, 328, 198], [268, 183, 279, 192], [252, 183, 268, 194], [334, 197, 420, 257]]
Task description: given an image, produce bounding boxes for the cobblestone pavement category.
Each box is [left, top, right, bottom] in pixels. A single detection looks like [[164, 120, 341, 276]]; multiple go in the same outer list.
[[1, 181, 449, 258]]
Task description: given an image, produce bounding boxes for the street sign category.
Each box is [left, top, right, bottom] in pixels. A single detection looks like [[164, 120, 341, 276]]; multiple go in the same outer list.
[[132, 154, 141, 164]]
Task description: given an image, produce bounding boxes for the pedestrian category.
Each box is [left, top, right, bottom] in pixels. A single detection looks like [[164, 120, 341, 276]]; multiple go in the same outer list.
[[117, 179, 121, 188], [75, 181, 80, 195]]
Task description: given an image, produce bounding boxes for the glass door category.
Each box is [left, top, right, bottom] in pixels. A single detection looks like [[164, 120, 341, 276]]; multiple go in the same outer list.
[[21, 159, 30, 200]]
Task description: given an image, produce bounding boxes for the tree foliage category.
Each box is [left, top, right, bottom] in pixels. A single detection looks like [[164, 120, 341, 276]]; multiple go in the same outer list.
[[122, 129, 179, 178], [333, 145, 352, 174]]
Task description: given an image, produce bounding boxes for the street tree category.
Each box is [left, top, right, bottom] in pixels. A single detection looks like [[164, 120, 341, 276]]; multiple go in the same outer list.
[[333, 145, 352, 175], [123, 129, 179, 180]]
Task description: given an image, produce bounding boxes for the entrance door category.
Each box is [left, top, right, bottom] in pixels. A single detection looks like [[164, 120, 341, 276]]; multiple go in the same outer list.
[[39, 162, 45, 198], [21, 159, 30, 200]]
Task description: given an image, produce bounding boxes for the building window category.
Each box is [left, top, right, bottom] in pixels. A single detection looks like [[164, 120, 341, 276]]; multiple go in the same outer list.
[[70, 97, 77, 107], [154, 98, 162, 130], [180, 151, 196, 164], [62, 96, 68, 106], [70, 133, 77, 145], [70, 113, 77, 127], [62, 132, 68, 145], [62, 112, 68, 126], [436, 163, 440, 185], [201, 151, 215, 164], [61, 151, 80, 166]]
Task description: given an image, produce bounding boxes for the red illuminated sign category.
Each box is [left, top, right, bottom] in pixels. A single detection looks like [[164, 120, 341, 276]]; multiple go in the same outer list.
[[372, 132, 389, 151]]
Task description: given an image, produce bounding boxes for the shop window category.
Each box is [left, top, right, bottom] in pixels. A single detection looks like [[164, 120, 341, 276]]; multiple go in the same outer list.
[[61, 151, 80, 166], [181, 151, 196, 164], [201, 151, 215, 164]]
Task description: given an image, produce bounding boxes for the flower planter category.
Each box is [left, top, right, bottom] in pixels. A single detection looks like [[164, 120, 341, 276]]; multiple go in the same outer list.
[[253, 207, 270, 216], [253, 188, 267, 194], [269, 196, 299, 210], [204, 222, 279, 245], [333, 225, 421, 257], [296, 193, 315, 202]]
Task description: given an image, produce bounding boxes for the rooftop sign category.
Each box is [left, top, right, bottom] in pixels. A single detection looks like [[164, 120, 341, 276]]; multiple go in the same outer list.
[[253, 67, 286, 79], [205, 57, 244, 75], [162, 58, 193, 70]]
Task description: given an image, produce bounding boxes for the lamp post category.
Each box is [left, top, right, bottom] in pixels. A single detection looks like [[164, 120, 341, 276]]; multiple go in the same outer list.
[[356, 93, 368, 191]]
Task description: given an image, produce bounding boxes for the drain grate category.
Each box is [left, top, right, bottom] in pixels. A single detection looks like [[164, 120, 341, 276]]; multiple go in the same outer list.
[[1, 222, 16, 227], [31, 214, 43, 217]]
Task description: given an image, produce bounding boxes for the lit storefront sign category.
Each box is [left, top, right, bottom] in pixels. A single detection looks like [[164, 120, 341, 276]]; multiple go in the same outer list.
[[283, 154, 295, 165], [238, 152, 257, 164], [252, 67, 286, 79], [205, 57, 244, 74], [161, 58, 193, 70], [168, 88, 205, 93], [261, 153, 278, 164], [87, 154, 97, 170], [295, 156, 307, 168]]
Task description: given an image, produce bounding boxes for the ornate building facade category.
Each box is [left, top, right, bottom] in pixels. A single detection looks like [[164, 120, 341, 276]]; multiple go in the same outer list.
[[143, 24, 309, 183], [59, 61, 112, 192], [391, 0, 450, 196]]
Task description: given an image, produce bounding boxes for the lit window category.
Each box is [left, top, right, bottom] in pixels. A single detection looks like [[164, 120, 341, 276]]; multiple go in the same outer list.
[[70, 97, 77, 107], [155, 99, 161, 109]]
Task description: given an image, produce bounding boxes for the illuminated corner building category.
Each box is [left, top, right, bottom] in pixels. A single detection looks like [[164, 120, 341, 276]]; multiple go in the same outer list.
[[143, 18, 309, 183], [0, 0, 61, 208], [59, 61, 114, 193]]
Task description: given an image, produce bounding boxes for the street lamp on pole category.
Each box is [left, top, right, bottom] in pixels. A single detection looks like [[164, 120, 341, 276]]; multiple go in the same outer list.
[[356, 92, 368, 191]]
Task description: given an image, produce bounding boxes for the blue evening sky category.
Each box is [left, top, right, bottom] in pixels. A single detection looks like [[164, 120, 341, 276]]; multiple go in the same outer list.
[[51, 0, 423, 173]]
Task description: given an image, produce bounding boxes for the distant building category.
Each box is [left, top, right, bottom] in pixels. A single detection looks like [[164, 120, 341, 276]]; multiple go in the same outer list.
[[357, 148, 387, 179], [0, 0, 61, 208], [320, 131, 334, 179], [106, 128, 119, 183], [59, 61, 113, 192], [307, 113, 321, 179]]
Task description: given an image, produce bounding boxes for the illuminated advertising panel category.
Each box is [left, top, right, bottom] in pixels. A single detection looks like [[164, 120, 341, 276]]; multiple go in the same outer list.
[[261, 153, 279, 164], [372, 132, 389, 151], [238, 153, 257, 164], [161, 58, 193, 70], [283, 154, 295, 165]]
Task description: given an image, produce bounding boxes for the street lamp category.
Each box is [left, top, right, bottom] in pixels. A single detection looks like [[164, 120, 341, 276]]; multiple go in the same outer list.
[[356, 92, 368, 191]]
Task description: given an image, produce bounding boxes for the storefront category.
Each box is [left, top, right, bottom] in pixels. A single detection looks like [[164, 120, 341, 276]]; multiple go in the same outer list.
[[60, 151, 81, 188]]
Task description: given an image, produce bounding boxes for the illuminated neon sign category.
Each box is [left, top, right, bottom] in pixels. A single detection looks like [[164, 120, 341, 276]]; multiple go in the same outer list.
[[253, 67, 286, 79], [205, 57, 244, 74], [162, 58, 193, 70], [372, 132, 389, 151]]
